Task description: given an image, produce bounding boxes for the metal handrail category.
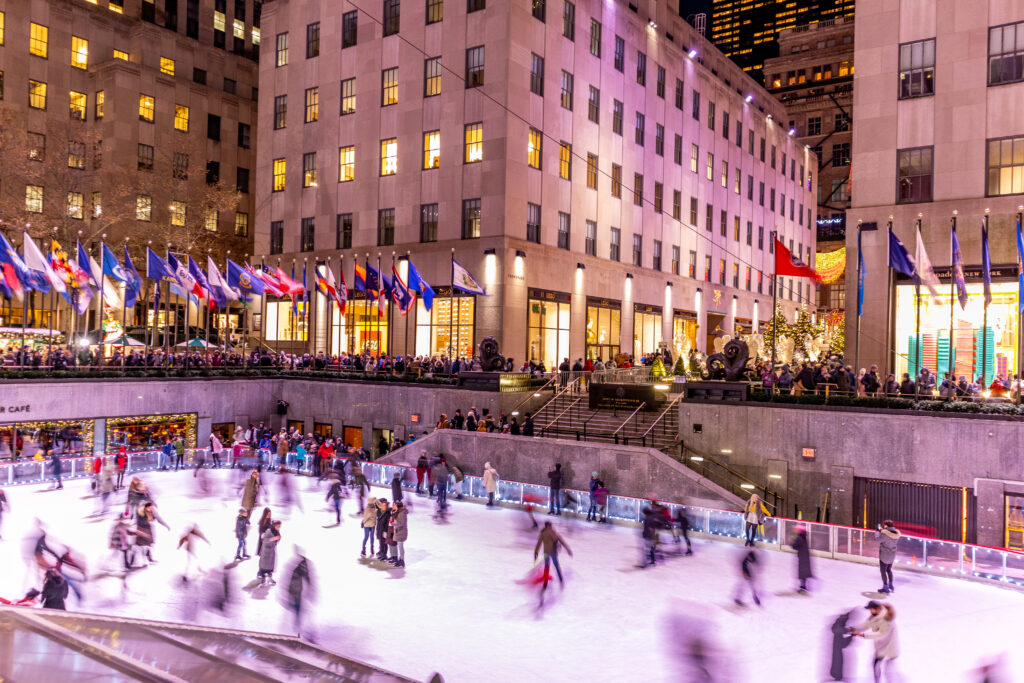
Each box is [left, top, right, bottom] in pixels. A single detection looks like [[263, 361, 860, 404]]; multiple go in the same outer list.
[[507, 374, 557, 417], [679, 444, 784, 511], [542, 396, 583, 431], [611, 402, 646, 438], [532, 376, 582, 419], [641, 393, 683, 441]]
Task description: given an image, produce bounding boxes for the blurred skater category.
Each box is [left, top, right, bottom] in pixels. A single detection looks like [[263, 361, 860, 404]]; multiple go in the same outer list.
[[178, 523, 210, 581], [361, 497, 377, 557], [792, 524, 813, 593], [827, 610, 855, 681], [234, 508, 251, 561], [733, 548, 761, 607], [286, 552, 314, 638], [326, 477, 345, 525], [851, 601, 900, 682], [0, 487, 8, 539], [257, 520, 282, 586], [533, 521, 573, 605], [673, 507, 693, 555]]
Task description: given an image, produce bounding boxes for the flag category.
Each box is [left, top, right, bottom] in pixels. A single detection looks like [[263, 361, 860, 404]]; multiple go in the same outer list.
[[290, 264, 298, 317], [22, 232, 66, 295], [856, 228, 866, 317], [102, 244, 129, 284], [147, 248, 181, 286], [89, 249, 121, 307], [76, 240, 98, 289], [406, 258, 434, 310], [49, 241, 75, 305], [188, 256, 213, 309], [1017, 219, 1024, 314], [227, 259, 266, 296], [0, 232, 27, 300], [123, 246, 142, 309], [888, 226, 917, 278], [276, 265, 305, 299], [773, 238, 821, 283], [951, 226, 968, 310], [982, 220, 992, 307], [914, 223, 941, 301], [167, 252, 199, 300], [452, 258, 487, 295], [256, 264, 285, 297], [315, 263, 335, 298], [334, 262, 348, 315], [303, 262, 309, 311], [354, 261, 367, 293], [208, 256, 238, 306], [392, 263, 414, 314], [378, 271, 391, 318]]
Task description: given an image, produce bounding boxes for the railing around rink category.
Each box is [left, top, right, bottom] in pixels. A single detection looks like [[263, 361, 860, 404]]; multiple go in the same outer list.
[[3, 448, 1023, 591]]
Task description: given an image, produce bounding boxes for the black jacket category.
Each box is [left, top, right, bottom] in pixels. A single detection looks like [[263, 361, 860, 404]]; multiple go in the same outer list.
[[522, 418, 534, 436], [548, 468, 563, 489], [41, 572, 68, 610], [391, 477, 403, 502], [235, 514, 249, 539]]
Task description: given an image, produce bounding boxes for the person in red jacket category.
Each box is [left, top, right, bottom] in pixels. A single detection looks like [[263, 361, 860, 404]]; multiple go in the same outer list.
[[316, 440, 333, 481], [115, 447, 128, 490]]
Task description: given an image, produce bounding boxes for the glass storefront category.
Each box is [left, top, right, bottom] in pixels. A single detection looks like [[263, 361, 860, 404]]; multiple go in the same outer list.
[[1007, 494, 1024, 551], [586, 298, 621, 362], [528, 289, 570, 370], [106, 414, 197, 453], [633, 304, 663, 359], [265, 300, 309, 342], [895, 281, 1019, 381], [415, 289, 476, 358], [0, 420, 92, 460], [344, 298, 389, 356], [672, 310, 698, 359]]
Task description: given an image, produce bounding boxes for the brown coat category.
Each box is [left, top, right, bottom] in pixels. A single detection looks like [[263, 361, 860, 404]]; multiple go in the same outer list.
[[534, 526, 571, 557]]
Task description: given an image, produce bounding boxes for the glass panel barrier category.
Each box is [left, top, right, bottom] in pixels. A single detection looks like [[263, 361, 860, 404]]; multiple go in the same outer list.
[[971, 545, 1007, 582]]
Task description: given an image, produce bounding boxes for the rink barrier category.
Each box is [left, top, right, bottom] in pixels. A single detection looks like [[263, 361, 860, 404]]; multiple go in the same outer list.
[[4, 449, 1024, 591]]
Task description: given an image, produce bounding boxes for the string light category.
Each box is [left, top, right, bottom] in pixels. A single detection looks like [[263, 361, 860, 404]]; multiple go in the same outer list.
[[815, 246, 847, 285]]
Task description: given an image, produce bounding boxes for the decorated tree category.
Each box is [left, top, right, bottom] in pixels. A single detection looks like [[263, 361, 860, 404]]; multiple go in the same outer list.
[[672, 355, 687, 376], [790, 307, 825, 356], [825, 310, 846, 356], [760, 304, 791, 362], [651, 356, 667, 377]]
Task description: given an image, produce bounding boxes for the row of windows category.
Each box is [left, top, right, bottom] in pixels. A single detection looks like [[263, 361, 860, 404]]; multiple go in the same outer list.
[[768, 60, 853, 89], [895, 135, 1024, 201]]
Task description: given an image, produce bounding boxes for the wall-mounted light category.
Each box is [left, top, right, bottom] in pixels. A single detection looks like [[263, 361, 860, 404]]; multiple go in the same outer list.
[[666, 281, 673, 287], [766, 114, 773, 121], [575, 263, 584, 289], [688, 49, 697, 58], [788, 128, 796, 136], [576, 263, 586, 270], [484, 249, 497, 284], [625, 273, 634, 279], [483, 248, 496, 255], [648, 19, 657, 29], [753, 299, 759, 333], [515, 249, 527, 258], [513, 249, 525, 278], [745, 94, 753, 103]]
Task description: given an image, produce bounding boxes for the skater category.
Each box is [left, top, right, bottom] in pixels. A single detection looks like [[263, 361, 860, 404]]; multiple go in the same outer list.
[[173, 436, 185, 470], [135, 501, 169, 565], [241, 470, 261, 515], [415, 452, 429, 494], [0, 487, 8, 539], [375, 498, 391, 561], [828, 610, 856, 681], [234, 508, 251, 561], [851, 601, 900, 682], [286, 552, 313, 636], [160, 438, 173, 471], [210, 433, 223, 469], [391, 471, 404, 504], [483, 462, 499, 507], [639, 506, 669, 568], [733, 548, 761, 607], [115, 447, 128, 488], [257, 520, 282, 586], [178, 523, 209, 581], [431, 457, 450, 513], [326, 477, 345, 525], [533, 521, 573, 603], [255, 507, 273, 556], [389, 501, 408, 568], [95, 464, 114, 516], [41, 568, 69, 610], [876, 520, 900, 594], [547, 463, 564, 515], [361, 497, 378, 557], [742, 493, 769, 547], [586, 473, 600, 521], [351, 459, 369, 512], [50, 451, 63, 490], [108, 516, 134, 570], [673, 507, 693, 555], [594, 481, 609, 523], [792, 524, 813, 593]]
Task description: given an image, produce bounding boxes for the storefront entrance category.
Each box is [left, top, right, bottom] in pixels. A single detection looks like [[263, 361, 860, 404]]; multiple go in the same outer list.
[[107, 414, 197, 453], [527, 289, 570, 371], [0, 420, 92, 460], [586, 298, 621, 362], [672, 310, 698, 359], [1006, 494, 1024, 551], [632, 304, 663, 360]]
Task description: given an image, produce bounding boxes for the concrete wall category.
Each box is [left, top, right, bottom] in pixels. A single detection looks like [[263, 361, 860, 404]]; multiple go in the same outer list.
[[678, 399, 1024, 545], [379, 429, 743, 510]]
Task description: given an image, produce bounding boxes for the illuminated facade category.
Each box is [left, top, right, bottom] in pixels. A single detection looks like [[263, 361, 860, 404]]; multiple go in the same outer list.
[[257, 0, 816, 366]]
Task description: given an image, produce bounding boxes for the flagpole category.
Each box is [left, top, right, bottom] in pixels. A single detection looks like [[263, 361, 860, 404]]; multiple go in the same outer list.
[[770, 230, 778, 372], [982, 212, 990, 388], [914, 215, 922, 378], [364, 252, 370, 357], [377, 252, 383, 362], [389, 251, 396, 361], [20, 229, 31, 358], [164, 243, 172, 359], [143, 241, 152, 363], [405, 251, 411, 359], [244, 253, 251, 368], [121, 238, 129, 368], [303, 257, 310, 358], [949, 214, 957, 384], [854, 220, 862, 375], [98, 235, 107, 364], [204, 249, 211, 366], [449, 248, 455, 362], [883, 218, 894, 385], [47, 228, 56, 361], [1018, 208, 1024, 404]]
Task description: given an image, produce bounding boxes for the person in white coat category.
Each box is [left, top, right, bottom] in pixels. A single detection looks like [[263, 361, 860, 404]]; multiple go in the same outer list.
[[483, 462, 499, 507], [852, 601, 899, 682]]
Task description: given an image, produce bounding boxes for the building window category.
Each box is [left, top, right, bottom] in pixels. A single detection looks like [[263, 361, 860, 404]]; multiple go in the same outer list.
[[428, 0, 444, 22], [674, 135, 683, 165], [899, 38, 935, 99], [690, 144, 699, 173], [719, 259, 726, 285], [586, 153, 598, 189], [807, 116, 822, 136], [113, 49, 129, 61], [468, 0, 484, 14], [587, 86, 600, 123], [533, 0, 546, 22], [28, 80, 46, 110], [69, 91, 87, 120], [30, 23, 48, 58], [234, 212, 249, 236], [609, 227, 620, 261], [986, 135, 1024, 196], [273, 158, 286, 191], [342, 11, 358, 47], [173, 104, 190, 132], [93, 90, 104, 118], [381, 68, 398, 106], [560, 70, 574, 110], [341, 78, 356, 114], [722, 111, 729, 139], [301, 217, 315, 251], [462, 199, 482, 239], [589, 19, 601, 57], [306, 22, 320, 58], [831, 142, 851, 167], [170, 201, 186, 226], [688, 250, 696, 278], [465, 122, 483, 163], [383, 0, 400, 36], [671, 245, 680, 275], [337, 214, 353, 248], [585, 220, 596, 256], [634, 112, 645, 146], [705, 203, 713, 231], [672, 190, 681, 219], [378, 208, 395, 246], [0, 11, 4, 45], [720, 210, 727, 237], [758, 225, 765, 250], [562, 1, 575, 39], [172, 152, 189, 179], [653, 124, 664, 156], [139, 93, 155, 122], [653, 182, 663, 213], [272, 95, 288, 130], [636, 51, 646, 85], [707, 101, 716, 131], [137, 143, 154, 171], [611, 164, 621, 197], [304, 87, 319, 122], [23, 185, 43, 213], [530, 54, 544, 95], [238, 122, 251, 148], [275, 32, 288, 66], [65, 192, 84, 220], [136, 195, 151, 221], [424, 130, 441, 169], [706, 152, 714, 181], [70, 36, 89, 69], [557, 212, 570, 250], [632, 234, 642, 267], [633, 173, 643, 206], [733, 216, 740, 240], [653, 240, 662, 270], [236, 167, 250, 193], [270, 221, 284, 254], [421, 203, 439, 242], [989, 22, 1024, 85], [193, 67, 206, 84], [689, 197, 698, 225], [527, 203, 541, 243], [380, 138, 398, 176], [830, 179, 850, 203], [303, 152, 317, 187], [466, 46, 485, 87], [612, 100, 623, 135], [425, 57, 442, 97], [207, 114, 221, 141], [160, 56, 175, 75], [527, 128, 543, 169], [559, 142, 572, 180], [835, 112, 851, 132]]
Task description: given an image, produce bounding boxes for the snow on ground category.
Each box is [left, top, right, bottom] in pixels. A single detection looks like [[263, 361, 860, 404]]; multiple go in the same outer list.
[[0, 469, 1021, 682]]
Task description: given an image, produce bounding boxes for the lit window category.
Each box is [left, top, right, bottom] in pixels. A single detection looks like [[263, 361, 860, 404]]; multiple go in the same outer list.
[[339, 145, 355, 182], [29, 80, 47, 110], [304, 86, 319, 123], [174, 104, 190, 131], [113, 49, 129, 61], [30, 23, 48, 58], [381, 67, 398, 106], [67, 192, 84, 219], [464, 122, 483, 163], [424, 57, 441, 97], [528, 128, 542, 169], [424, 130, 440, 169], [69, 91, 87, 120], [234, 212, 249, 236], [170, 201, 186, 226], [136, 195, 152, 221], [273, 158, 286, 191], [380, 138, 398, 176], [276, 32, 289, 67], [986, 136, 1024, 196], [233, 19, 245, 39], [95, 91, 105, 118], [0, 12, 4, 46], [252, 27, 261, 45], [92, 192, 102, 219], [205, 208, 219, 232], [139, 94, 155, 122], [303, 151, 317, 187], [109, 1, 123, 14], [68, 140, 86, 169], [559, 141, 571, 179], [340, 78, 356, 114], [690, 143, 698, 173], [25, 185, 43, 213], [160, 57, 175, 75], [71, 36, 88, 69], [214, 11, 226, 32]]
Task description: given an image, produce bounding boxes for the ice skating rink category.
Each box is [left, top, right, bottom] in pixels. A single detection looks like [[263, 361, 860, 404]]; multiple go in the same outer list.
[[1, 469, 1021, 682]]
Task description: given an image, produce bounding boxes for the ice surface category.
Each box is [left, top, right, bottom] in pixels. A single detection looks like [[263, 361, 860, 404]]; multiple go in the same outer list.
[[1, 470, 1021, 682]]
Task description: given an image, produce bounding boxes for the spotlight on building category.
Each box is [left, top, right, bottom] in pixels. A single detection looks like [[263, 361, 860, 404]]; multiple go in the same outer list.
[[688, 49, 698, 58], [515, 249, 526, 258], [576, 262, 586, 270], [648, 19, 657, 29], [745, 94, 753, 103], [788, 128, 796, 136], [766, 114, 773, 121]]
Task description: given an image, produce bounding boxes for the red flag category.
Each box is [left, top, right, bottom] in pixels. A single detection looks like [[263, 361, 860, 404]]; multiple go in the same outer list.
[[774, 238, 821, 283]]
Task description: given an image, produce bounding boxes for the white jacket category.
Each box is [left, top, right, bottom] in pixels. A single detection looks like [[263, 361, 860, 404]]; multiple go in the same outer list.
[[856, 613, 899, 660], [483, 465, 499, 493]]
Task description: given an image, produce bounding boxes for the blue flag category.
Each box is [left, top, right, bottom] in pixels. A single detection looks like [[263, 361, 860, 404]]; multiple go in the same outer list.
[[123, 246, 142, 309], [951, 226, 968, 310], [982, 221, 992, 306], [227, 259, 266, 296], [1017, 219, 1024, 314], [365, 260, 381, 296], [102, 244, 129, 284], [146, 248, 180, 285], [406, 258, 435, 310], [857, 228, 865, 317], [188, 256, 212, 307], [291, 263, 299, 317], [887, 226, 917, 278], [78, 240, 98, 288]]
